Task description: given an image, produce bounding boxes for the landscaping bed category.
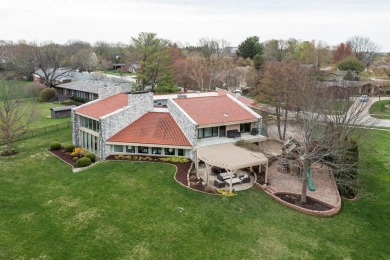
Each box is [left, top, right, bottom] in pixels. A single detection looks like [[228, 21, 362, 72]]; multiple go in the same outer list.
[[49, 148, 79, 168], [275, 193, 332, 211]]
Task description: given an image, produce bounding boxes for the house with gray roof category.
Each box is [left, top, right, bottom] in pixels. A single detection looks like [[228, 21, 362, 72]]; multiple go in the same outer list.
[[54, 80, 134, 101]]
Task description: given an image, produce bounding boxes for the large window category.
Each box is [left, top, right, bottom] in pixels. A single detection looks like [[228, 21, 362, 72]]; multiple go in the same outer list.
[[177, 149, 185, 156], [80, 116, 100, 132], [113, 145, 123, 152], [198, 127, 218, 138], [80, 130, 99, 154], [126, 146, 135, 153], [152, 147, 162, 155], [164, 148, 175, 155], [240, 123, 251, 133], [138, 146, 149, 154]]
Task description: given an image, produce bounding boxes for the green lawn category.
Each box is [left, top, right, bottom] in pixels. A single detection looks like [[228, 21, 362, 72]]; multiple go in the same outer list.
[[0, 129, 389, 258], [29, 101, 71, 129], [369, 100, 390, 119]]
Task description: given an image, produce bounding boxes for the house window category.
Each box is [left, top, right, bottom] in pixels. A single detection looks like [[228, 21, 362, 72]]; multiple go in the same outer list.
[[240, 123, 251, 133], [126, 146, 135, 153], [89, 93, 94, 100], [152, 147, 162, 155], [113, 145, 123, 152], [164, 148, 175, 156], [138, 146, 149, 154], [177, 149, 185, 156], [198, 127, 218, 138]]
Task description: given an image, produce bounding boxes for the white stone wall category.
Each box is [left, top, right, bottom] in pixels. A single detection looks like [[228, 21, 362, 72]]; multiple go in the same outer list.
[[71, 109, 81, 146], [167, 99, 197, 147], [98, 86, 123, 99], [99, 92, 153, 159]]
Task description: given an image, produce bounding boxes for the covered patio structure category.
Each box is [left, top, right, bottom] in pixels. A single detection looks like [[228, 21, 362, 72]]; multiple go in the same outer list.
[[196, 143, 269, 193]]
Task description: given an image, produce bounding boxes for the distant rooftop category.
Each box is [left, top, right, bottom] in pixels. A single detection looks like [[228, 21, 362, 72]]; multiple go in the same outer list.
[[54, 80, 132, 94]]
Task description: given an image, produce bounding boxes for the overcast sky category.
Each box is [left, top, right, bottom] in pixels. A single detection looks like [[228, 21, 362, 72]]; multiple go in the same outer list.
[[1, 0, 389, 51]]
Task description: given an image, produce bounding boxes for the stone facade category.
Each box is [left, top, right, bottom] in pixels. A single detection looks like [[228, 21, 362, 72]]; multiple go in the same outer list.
[[99, 92, 153, 158], [98, 85, 124, 99], [168, 99, 198, 147]]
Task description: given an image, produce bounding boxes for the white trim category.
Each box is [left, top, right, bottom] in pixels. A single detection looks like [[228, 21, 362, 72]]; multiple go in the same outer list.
[[79, 127, 99, 137], [76, 112, 99, 121], [226, 94, 261, 119], [106, 142, 192, 149], [198, 120, 258, 128]]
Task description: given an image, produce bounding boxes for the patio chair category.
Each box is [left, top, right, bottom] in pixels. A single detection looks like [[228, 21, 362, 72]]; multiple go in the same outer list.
[[214, 179, 226, 188], [250, 128, 258, 135], [239, 174, 251, 183]]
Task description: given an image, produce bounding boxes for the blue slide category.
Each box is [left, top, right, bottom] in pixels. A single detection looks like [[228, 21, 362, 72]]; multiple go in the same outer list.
[[307, 168, 315, 191]]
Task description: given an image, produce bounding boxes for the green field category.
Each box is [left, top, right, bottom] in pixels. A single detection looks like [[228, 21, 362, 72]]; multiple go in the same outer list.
[[0, 129, 389, 259], [369, 100, 390, 119]]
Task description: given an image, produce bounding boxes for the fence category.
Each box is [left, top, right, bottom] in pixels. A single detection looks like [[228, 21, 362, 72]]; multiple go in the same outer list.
[[0, 121, 71, 146]]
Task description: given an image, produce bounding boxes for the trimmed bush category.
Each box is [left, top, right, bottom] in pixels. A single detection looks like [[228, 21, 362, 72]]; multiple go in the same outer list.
[[50, 142, 61, 150], [76, 157, 92, 167], [64, 144, 75, 152], [84, 152, 96, 163], [39, 88, 57, 102], [159, 157, 190, 163]]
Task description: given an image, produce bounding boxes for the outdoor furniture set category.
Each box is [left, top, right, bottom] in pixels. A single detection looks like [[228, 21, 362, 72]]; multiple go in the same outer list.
[[213, 172, 251, 188]]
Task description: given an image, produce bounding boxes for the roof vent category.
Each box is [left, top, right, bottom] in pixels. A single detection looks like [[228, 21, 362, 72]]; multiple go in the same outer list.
[[224, 113, 229, 116]]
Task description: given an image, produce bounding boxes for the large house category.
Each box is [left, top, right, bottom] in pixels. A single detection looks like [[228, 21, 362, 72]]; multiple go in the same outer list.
[[71, 90, 266, 161], [55, 80, 133, 101]]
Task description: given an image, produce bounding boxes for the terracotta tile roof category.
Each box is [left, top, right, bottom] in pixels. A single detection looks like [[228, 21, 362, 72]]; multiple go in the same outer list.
[[108, 112, 191, 147], [75, 93, 128, 118], [173, 95, 258, 125]]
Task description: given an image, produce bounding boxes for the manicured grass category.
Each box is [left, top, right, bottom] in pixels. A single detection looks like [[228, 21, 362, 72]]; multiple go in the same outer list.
[[369, 100, 390, 119], [29, 101, 71, 129], [0, 129, 389, 258]]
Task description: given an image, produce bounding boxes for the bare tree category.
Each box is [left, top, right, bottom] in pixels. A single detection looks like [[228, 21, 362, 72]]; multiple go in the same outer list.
[[258, 61, 304, 140], [32, 43, 72, 86], [0, 81, 38, 155], [348, 36, 380, 67], [269, 77, 377, 203]]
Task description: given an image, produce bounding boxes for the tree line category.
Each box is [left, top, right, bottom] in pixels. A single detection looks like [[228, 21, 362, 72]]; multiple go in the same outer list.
[[0, 34, 382, 91]]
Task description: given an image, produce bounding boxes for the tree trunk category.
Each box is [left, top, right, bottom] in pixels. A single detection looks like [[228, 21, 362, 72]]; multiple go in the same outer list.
[[276, 106, 282, 140], [282, 108, 288, 140], [301, 157, 309, 203]]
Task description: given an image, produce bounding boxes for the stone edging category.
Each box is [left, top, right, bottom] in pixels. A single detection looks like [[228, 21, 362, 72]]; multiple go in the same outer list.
[[48, 150, 100, 173], [254, 182, 341, 217]]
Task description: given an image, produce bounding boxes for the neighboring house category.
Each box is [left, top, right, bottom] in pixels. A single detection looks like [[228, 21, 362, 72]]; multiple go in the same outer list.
[[54, 80, 134, 101], [71, 91, 265, 161]]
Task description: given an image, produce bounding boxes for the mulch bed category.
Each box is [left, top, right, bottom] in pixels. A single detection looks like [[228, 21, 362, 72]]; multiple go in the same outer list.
[[49, 148, 78, 167], [275, 193, 332, 211]]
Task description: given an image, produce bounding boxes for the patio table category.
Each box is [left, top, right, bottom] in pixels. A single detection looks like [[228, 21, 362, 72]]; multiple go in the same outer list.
[[226, 177, 243, 185]]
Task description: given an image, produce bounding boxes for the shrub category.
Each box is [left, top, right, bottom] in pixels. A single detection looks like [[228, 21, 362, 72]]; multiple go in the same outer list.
[[39, 88, 57, 102], [159, 157, 190, 163], [76, 157, 92, 167], [84, 152, 96, 163], [50, 142, 61, 150], [64, 144, 75, 152], [71, 147, 88, 157]]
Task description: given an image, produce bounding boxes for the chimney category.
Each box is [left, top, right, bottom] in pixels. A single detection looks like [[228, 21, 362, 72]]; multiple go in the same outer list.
[[233, 89, 241, 100]]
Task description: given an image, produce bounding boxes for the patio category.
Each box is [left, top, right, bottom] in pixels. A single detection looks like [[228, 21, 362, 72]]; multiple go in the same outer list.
[[197, 166, 255, 191]]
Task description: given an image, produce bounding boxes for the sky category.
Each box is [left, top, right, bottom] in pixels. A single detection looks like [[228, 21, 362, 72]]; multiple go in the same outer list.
[[1, 0, 389, 51]]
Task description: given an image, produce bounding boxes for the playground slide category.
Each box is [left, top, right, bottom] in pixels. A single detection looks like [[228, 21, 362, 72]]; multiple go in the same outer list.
[[307, 168, 315, 191]]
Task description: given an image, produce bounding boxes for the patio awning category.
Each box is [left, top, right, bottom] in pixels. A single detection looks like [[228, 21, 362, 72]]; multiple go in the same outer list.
[[197, 142, 268, 171]]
